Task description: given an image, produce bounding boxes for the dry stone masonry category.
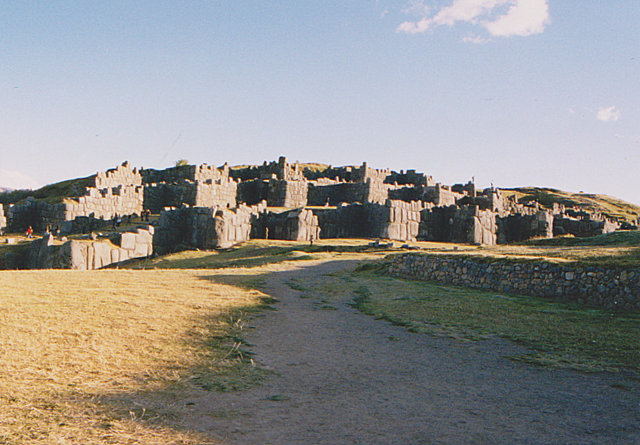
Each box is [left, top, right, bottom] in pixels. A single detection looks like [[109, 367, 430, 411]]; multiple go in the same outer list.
[[1, 156, 633, 272], [388, 253, 640, 311], [26, 226, 154, 270]]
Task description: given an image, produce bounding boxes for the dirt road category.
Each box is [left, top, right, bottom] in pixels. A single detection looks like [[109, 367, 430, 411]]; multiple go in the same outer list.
[[187, 259, 640, 444]]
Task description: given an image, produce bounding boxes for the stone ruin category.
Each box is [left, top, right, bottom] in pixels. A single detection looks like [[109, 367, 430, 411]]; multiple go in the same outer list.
[[0, 156, 631, 269]]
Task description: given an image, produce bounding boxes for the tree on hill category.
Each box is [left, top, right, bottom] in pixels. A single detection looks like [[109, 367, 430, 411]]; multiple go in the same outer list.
[[175, 159, 189, 167]]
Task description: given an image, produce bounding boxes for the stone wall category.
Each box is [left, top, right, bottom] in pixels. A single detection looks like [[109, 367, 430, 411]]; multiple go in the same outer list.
[[237, 179, 268, 205], [7, 198, 67, 232], [553, 216, 619, 238], [7, 162, 144, 232], [231, 156, 305, 182], [497, 210, 553, 244], [377, 200, 425, 242], [142, 163, 230, 184], [419, 205, 497, 245], [388, 253, 640, 311], [154, 202, 267, 252], [26, 226, 154, 270], [94, 161, 142, 189], [307, 181, 368, 206], [259, 208, 320, 242], [0, 204, 8, 230], [143, 182, 198, 212], [63, 185, 144, 221], [267, 179, 308, 208], [194, 179, 238, 208], [312, 204, 369, 239], [423, 184, 464, 207], [311, 200, 425, 242]]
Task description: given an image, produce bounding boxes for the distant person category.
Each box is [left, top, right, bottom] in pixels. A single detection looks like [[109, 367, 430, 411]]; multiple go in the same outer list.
[[26, 226, 33, 239]]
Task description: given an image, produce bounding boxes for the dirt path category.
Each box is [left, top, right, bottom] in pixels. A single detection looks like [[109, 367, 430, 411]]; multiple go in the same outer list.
[[186, 259, 640, 444]]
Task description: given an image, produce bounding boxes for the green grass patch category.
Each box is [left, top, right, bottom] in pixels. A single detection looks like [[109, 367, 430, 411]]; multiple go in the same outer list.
[[522, 230, 640, 247], [349, 270, 640, 373]]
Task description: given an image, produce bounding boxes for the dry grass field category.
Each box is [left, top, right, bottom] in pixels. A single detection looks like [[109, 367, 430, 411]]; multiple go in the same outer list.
[[0, 268, 271, 444], [0, 234, 638, 443]]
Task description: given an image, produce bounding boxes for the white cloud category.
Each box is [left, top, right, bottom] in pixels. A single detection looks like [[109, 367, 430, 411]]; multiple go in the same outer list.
[[0, 169, 41, 190], [397, 0, 550, 38], [596, 106, 621, 122], [485, 0, 550, 36]]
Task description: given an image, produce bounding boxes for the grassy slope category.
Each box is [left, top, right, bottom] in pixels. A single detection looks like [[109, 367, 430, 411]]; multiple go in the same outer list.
[[502, 187, 640, 223], [0, 175, 94, 205], [0, 269, 271, 444]]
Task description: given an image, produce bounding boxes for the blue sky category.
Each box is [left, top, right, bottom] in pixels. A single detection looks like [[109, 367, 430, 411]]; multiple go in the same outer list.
[[1, 1, 639, 204]]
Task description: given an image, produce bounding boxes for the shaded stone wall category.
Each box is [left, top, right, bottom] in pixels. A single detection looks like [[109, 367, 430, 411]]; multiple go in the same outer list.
[[419, 205, 497, 245], [7, 163, 144, 232], [311, 200, 425, 242], [313, 204, 369, 239], [553, 216, 619, 237], [154, 202, 267, 252], [143, 182, 198, 213], [237, 179, 268, 205], [26, 226, 154, 270], [7, 198, 67, 232], [307, 182, 369, 206], [231, 156, 305, 181], [497, 210, 553, 244], [142, 163, 230, 184], [384, 169, 434, 187], [259, 208, 320, 242], [388, 253, 640, 311]]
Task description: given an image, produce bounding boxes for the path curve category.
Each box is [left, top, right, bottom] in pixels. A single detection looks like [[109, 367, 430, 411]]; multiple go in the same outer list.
[[189, 259, 640, 444]]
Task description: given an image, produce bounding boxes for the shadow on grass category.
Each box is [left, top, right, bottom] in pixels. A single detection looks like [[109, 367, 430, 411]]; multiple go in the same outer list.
[[50, 256, 640, 443]]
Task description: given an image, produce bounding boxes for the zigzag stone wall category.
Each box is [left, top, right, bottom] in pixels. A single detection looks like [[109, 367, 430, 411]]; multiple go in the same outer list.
[[388, 253, 640, 311]]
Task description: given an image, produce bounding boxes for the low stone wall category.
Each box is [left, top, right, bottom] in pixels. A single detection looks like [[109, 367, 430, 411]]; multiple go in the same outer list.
[[26, 226, 154, 270], [388, 253, 640, 311]]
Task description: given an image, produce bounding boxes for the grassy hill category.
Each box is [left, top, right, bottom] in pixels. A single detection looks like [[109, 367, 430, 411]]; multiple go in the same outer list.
[[502, 187, 640, 223], [0, 175, 94, 205]]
